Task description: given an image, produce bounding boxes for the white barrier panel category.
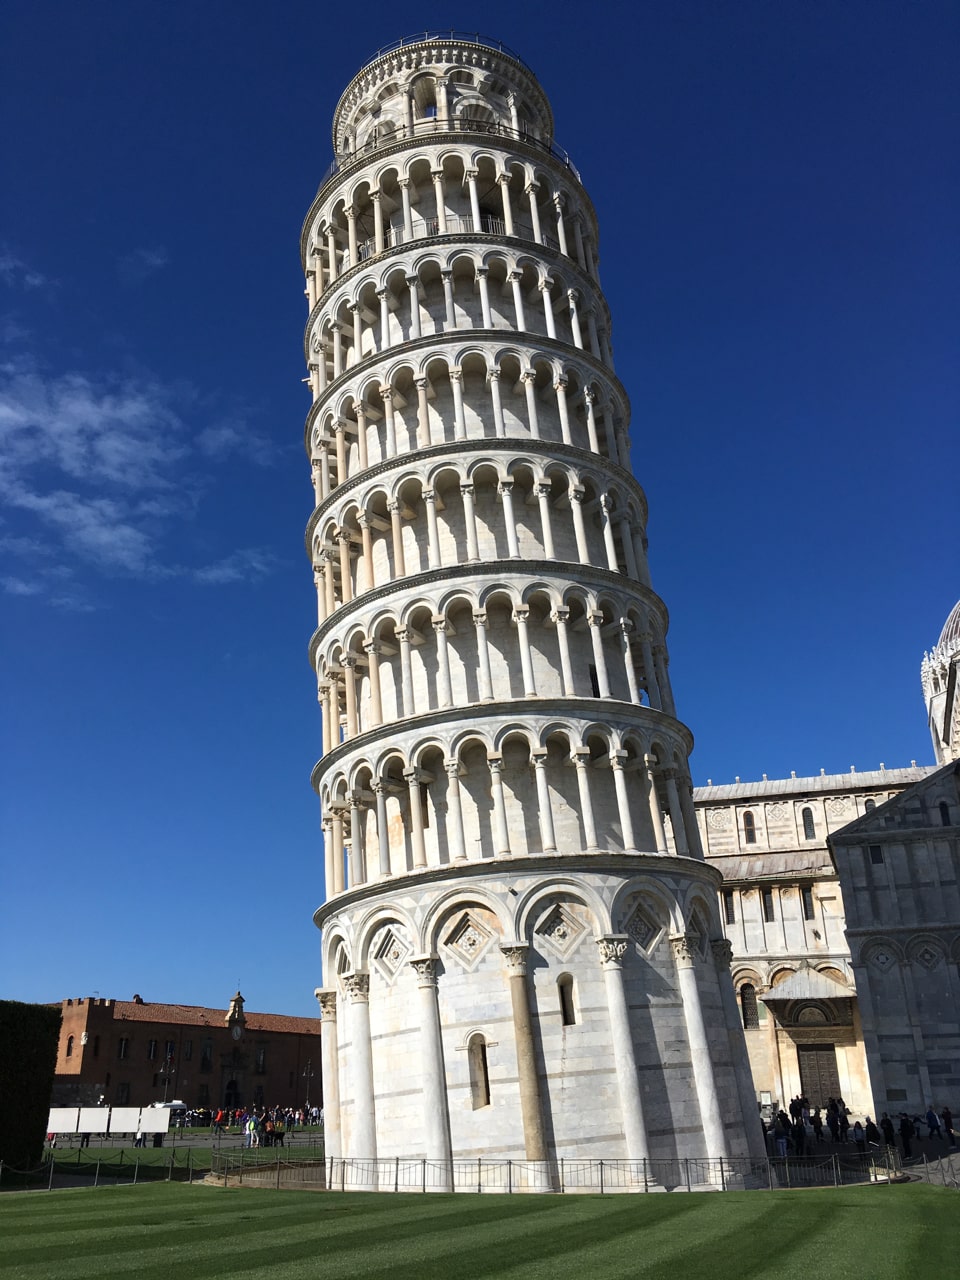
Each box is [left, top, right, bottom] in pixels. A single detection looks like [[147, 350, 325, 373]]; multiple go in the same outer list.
[[47, 1108, 79, 1134], [109, 1107, 141, 1133], [139, 1109, 170, 1134], [78, 1108, 110, 1134]]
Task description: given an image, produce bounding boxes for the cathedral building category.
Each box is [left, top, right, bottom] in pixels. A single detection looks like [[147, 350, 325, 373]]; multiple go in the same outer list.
[[304, 33, 762, 1183]]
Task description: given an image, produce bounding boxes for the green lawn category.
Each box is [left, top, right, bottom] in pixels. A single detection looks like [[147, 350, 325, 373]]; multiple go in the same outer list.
[[0, 1182, 953, 1279]]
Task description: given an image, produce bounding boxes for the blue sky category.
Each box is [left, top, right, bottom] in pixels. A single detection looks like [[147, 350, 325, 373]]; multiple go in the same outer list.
[[2, 1, 957, 1016]]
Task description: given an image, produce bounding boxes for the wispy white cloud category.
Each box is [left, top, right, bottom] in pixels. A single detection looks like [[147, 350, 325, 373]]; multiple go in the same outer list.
[[195, 419, 275, 466], [0, 361, 275, 605], [118, 247, 169, 286], [0, 247, 47, 291]]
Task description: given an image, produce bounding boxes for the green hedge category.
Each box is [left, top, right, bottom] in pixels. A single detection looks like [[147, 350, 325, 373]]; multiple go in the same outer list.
[[0, 1001, 61, 1169]]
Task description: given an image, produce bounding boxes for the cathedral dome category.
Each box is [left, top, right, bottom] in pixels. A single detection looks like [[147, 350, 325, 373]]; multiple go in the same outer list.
[[936, 599, 960, 652]]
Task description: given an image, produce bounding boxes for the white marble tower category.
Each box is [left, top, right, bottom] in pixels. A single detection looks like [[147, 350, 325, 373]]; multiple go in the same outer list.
[[305, 33, 762, 1184]]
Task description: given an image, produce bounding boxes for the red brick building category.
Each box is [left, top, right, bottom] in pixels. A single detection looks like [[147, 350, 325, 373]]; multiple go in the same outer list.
[[52, 991, 322, 1111]]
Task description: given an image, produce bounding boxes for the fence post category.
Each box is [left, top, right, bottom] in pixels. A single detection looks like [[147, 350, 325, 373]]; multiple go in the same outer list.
[[767, 1156, 773, 1191], [340, 1159, 345, 1192], [720, 1157, 726, 1192], [477, 1156, 482, 1194], [832, 1155, 839, 1187], [560, 1157, 565, 1194], [508, 1159, 512, 1194], [276, 1155, 282, 1190], [685, 1158, 692, 1192], [599, 1159, 604, 1195], [188, 1149, 192, 1184], [48, 1156, 55, 1190], [394, 1155, 399, 1193], [94, 1159, 100, 1188], [134, 1157, 139, 1186], [643, 1157, 648, 1193]]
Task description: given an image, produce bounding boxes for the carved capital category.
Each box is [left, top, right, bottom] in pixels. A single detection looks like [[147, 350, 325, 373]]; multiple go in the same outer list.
[[596, 936, 628, 969], [500, 943, 530, 977], [343, 971, 370, 1002], [409, 954, 438, 987], [551, 607, 570, 625], [513, 606, 530, 624], [315, 988, 337, 1021], [671, 934, 698, 966], [711, 938, 734, 969], [460, 482, 475, 498], [448, 366, 463, 384], [473, 610, 488, 628]]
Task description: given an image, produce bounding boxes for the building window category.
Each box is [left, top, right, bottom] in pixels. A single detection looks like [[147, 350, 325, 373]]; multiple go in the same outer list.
[[801, 807, 816, 840], [117, 1083, 130, 1105], [118, 1038, 129, 1061], [255, 1048, 266, 1074], [183, 1039, 193, 1062], [147, 1039, 158, 1061], [558, 974, 576, 1026], [723, 889, 736, 925], [864, 799, 876, 813], [869, 845, 884, 865], [198, 1084, 210, 1105], [743, 811, 757, 844], [740, 983, 759, 1029], [165, 1040, 176, 1059], [762, 888, 775, 922], [200, 1039, 213, 1072], [93, 1035, 100, 1058], [66, 1035, 74, 1058], [940, 801, 951, 826], [802, 886, 815, 920], [467, 1034, 491, 1109]]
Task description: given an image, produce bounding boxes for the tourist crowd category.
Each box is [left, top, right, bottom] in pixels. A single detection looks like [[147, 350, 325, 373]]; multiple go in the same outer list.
[[765, 1095, 955, 1160]]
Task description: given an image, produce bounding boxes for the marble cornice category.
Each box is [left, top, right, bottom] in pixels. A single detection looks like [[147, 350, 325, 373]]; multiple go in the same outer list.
[[302, 231, 609, 349], [313, 848, 722, 930], [301, 331, 628, 448], [302, 435, 649, 553], [305, 556, 669, 669]]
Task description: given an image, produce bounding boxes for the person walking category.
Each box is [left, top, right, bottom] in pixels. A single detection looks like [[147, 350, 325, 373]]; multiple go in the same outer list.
[[925, 1106, 942, 1139], [898, 1113, 915, 1159], [880, 1113, 897, 1149], [853, 1121, 866, 1154], [941, 1106, 955, 1148]]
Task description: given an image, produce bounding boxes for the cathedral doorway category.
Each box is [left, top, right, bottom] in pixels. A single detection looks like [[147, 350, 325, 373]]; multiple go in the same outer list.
[[224, 1079, 240, 1110], [797, 1043, 841, 1106]]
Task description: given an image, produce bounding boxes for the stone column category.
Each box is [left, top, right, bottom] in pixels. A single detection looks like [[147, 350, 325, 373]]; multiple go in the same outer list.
[[343, 972, 378, 1183], [387, 500, 405, 577], [644, 754, 668, 854], [553, 191, 569, 255], [680, 779, 704, 859], [620, 622, 642, 704], [409, 956, 453, 1187], [500, 944, 548, 1160], [618, 518, 640, 579], [466, 169, 482, 231], [325, 224, 337, 281], [358, 513, 374, 592], [341, 654, 358, 738], [610, 752, 637, 851], [526, 183, 543, 243], [499, 174, 515, 236], [433, 615, 453, 707], [449, 367, 466, 438], [488, 756, 512, 856], [569, 488, 589, 562], [554, 377, 572, 445], [399, 178, 413, 239], [332, 323, 344, 379], [396, 627, 414, 717], [521, 370, 540, 438], [315, 989, 341, 1161], [672, 934, 729, 1159], [639, 633, 662, 710], [654, 647, 676, 717], [596, 937, 650, 1161], [599, 494, 619, 570], [441, 269, 456, 329], [321, 815, 334, 897], [474, 611, 494, 701], [415, 377, 430, 446], [663, 769, 689, 855], [488, 368, 506, 436], [499, 480, 521, 558], [349, 302, 362, 362], [476, 267, 493, 328], [364, 641, 383, 726], [345, 206, 358, 266], [552, 607, 575, 694], [354, 402, 368, 471], [380, 386, 398, 456], [323, 551, 336, 617], [373, 780, 391, 878], [461, 483, 480, 561], [371, 190, 384, 254], [405, 767, 427, 868], [331, 811, 345, 894], [586, 310, 602, 360], [508, 270, 527, 333], [535, 482, 556, 559], [573, 749, 599, 850], [444, 760, 468, 862], [407, 275, 421, 339], [583, 388, 601, 453], [377, 290, 391, 351], [587, 612, 612, 697], [513, 606, 537, 697], [567, 289, 583, 348], [422, 488, 442, 567], [334, 419, 347, 484], [348, 791, 365, 886], [712, 939, 765, 1159], [337, 529, 353, 605], [532, 751, 557, 851]]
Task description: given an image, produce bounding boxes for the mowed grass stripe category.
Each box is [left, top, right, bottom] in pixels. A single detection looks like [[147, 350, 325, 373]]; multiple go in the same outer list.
[[1, 1182, 956, 1280]]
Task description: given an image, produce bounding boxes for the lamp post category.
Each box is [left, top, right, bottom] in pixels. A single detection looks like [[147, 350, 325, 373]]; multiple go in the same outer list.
[[303, 1059, 315, 1115]]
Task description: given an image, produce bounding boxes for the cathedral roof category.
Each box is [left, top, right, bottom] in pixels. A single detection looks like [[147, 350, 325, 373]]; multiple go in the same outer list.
[[694, 765, 931, 803]]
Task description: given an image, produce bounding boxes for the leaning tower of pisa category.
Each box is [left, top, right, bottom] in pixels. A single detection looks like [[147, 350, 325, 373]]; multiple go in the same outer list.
[[306, 33, 762, 1185]]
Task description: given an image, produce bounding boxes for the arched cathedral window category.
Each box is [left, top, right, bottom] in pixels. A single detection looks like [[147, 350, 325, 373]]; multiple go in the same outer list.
[[801, 807, 816, 840], [740, 983, 759, 1029], [742, 811, 757, 844], [467, 1034, 490, 1109]]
